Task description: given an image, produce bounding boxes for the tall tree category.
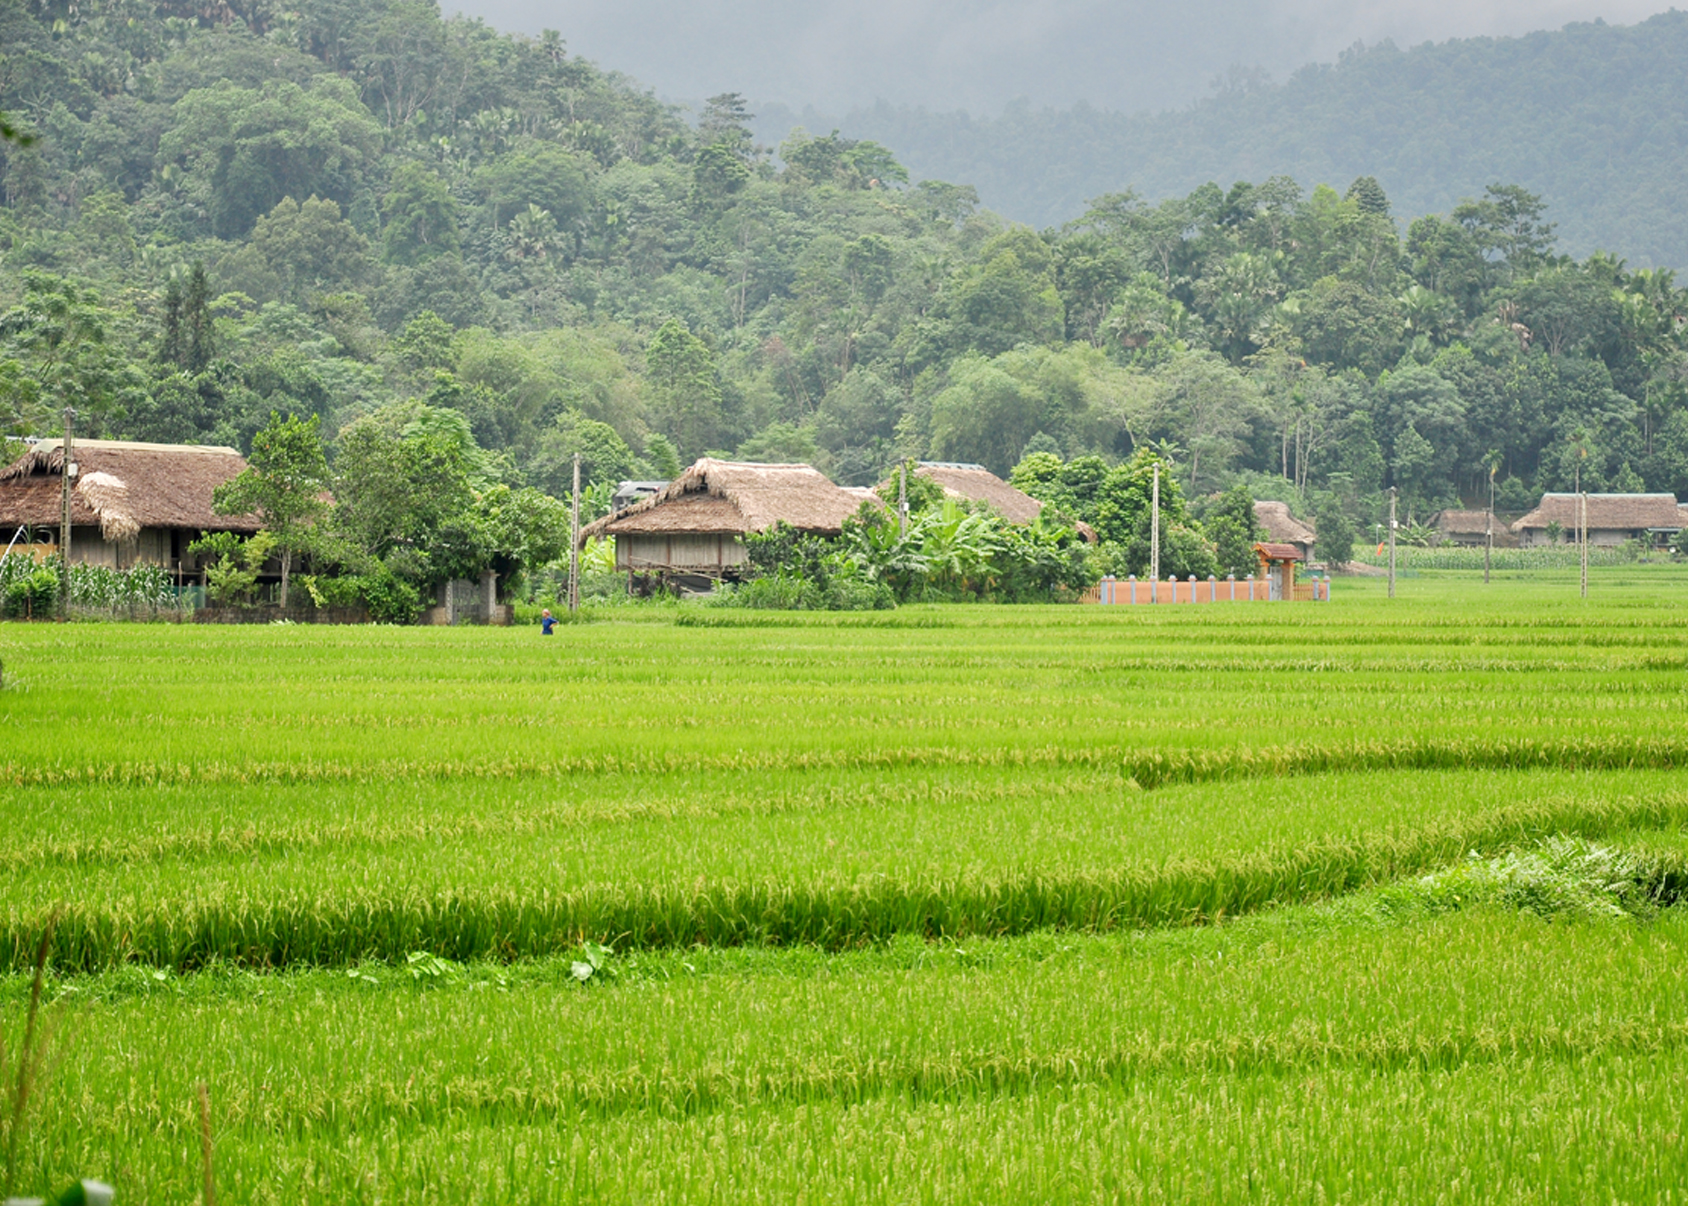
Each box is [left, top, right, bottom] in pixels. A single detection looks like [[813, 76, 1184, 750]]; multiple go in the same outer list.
[[213, 411, 330, 609], [645, 319, 722, 459]]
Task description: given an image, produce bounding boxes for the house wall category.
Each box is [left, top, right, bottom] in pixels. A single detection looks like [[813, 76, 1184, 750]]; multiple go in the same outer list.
[[1519, 527, 1647, 548], [614, 533, 747, 573], [62, 525, 173, 569]]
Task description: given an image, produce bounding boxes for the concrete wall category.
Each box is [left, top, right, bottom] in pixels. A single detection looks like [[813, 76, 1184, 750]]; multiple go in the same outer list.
[[1085, 574, 1329, 604], [420, 573, 511, 626]]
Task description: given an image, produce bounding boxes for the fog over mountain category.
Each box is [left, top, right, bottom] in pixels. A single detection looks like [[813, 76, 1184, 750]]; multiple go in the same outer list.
[[446, 0, 1668, 116]]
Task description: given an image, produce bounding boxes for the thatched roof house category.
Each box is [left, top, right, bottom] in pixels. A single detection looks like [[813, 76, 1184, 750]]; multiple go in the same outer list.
[[0, 439, 256, 570], [581, 458, 866, 581], [1433, 509, 1518, 548], [912, 462, 1045, 524], [891, 461, 1099, 542], [1510, 493, 1685, 548], [1253, 501, 1316, 560]]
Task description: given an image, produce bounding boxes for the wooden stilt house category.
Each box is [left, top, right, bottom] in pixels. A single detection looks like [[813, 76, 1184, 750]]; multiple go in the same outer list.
[[0, 439, 257, 573], [580, 458, 866, 589]]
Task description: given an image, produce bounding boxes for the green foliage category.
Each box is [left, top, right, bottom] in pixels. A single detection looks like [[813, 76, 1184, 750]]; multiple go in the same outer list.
[[215, 196, 372, 305], [1, 565, 58, 620], [63, 563, 175, 615], [355, 562, 423, 625], [10, 583, 1688, 1194], [190, 529, 275, 607], [645, 319, 722, 461], [5, 0, 1688, 578], [157, 76, 383, 239], [214, 410, 329, 606], [380, 164, 460, 267], [1373, 839, 1666, 923], [532, 415, 633, 495], [0, 273, 143, 437], [1203, 483, 1263, 577]]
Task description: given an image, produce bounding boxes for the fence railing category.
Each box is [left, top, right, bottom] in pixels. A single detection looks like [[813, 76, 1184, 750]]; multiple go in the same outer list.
[[1081, 574, 1330, 604]]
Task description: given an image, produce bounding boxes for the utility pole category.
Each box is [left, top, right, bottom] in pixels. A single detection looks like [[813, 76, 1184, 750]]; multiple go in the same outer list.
[[1485, 464, 1495, 585], [1387, 487, 1398, 599], [59, 407, 76, 620], [568, 452, 581, 615], [1574, 457, 1587, 600], [1150, 463, 1161, 584], [897, 461, 908, 541], [1566, 452, 1579, 597]]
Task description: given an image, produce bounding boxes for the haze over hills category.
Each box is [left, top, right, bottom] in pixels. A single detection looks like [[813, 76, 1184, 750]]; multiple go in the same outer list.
[[453, 2, 1687, 264], [797, 11, 1688, 263], [447, 0, 1666, 116]]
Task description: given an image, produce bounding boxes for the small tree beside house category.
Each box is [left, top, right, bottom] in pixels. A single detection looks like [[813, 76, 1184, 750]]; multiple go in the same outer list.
[[213, 412, 328, 608]]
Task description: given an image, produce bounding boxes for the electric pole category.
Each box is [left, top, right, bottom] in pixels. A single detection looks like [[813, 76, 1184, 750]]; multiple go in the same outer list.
[[1387, 487, 1398, 599], [1575, 456, 1587, 600], [1485, 463, 1495, 585], [1150, 463, 1161, 585], [898, 461, 908, 541], [1566, 456, 1579, 597], [59, 406, 76, 620], [568, 452, 581, 615]]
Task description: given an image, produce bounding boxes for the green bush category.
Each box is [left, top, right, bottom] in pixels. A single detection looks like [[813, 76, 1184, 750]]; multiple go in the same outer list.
[[2, 566, 59, 619], [299, 574, 364, 609], [713, 573, 895, 612], [358, 567, 423, 624]]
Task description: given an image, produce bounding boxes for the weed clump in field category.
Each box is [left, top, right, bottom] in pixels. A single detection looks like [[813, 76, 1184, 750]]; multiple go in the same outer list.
[[1372, 837, 1668, 922]]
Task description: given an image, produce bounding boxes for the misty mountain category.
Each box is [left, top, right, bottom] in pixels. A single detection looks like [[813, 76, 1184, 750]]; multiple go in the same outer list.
[[450, 0, 1667, 118], [763, 12, 1688, 265]]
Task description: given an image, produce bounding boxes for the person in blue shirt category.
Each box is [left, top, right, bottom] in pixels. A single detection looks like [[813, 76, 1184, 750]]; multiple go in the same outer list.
[[540, 609, 557, 635]]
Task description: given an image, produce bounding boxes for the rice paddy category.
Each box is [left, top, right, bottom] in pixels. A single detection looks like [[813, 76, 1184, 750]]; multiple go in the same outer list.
[[4, 569, 1688, 1201]]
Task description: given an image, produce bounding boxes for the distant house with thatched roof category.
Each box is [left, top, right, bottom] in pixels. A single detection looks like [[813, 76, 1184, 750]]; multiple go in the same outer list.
[[891, 461, 1099, 542], [0, 439, 257, 571], [909, 462, 1045, 523], [1511, 493, 1685, 548], [1432, 509, 1518, 548], [1253, 501, 1316, 561], [580, 458, 865, 585]]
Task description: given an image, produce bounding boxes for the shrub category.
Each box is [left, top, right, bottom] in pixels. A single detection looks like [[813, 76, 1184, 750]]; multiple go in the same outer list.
[[358, 566, 423, 624], [2, 566, 58, 619]]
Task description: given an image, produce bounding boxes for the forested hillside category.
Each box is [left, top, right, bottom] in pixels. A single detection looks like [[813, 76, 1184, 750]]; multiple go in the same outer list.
[[829, 13, 1688, 266], [2, 0, 1686, 578]]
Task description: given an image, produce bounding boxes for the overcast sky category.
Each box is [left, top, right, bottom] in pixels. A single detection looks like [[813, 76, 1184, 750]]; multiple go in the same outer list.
[[445, 0, 1672, 115]]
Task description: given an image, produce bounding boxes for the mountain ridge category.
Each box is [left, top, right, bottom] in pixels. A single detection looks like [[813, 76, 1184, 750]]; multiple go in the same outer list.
[[762, 11, 1688, 263]]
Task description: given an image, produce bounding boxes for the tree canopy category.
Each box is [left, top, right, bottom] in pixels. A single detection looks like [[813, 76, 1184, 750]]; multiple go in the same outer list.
[[0, 0, 1684, 577]]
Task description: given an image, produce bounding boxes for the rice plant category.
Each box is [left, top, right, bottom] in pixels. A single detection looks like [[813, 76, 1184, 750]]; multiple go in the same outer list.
[[6, 580, 1688, 1198]]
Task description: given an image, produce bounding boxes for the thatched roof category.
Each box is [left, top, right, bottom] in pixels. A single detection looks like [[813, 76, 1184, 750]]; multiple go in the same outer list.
[[1511, 493, 1684, 533], [911, 462, 1045, 525], [0, 439, 257, 538], [1434, 509, 1499, 536], [581, 458, 865, 541], [1253, 500, 1316, 546], [872, 462, 1097, 542]]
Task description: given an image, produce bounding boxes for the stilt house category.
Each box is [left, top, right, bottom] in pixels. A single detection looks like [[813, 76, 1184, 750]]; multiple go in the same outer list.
[[580, 458, 866, 587], [0, 439, 257, 572]]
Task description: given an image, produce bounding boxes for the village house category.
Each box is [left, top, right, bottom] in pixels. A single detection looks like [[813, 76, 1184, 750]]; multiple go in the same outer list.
[[0, 439, 257, 574], [1510, 493, 1687, 548], [1432, 509, 1518, 549], [891, 461, 1099, 542], [1252, 500, 1317, 562], [907, 462, 1046, 524], [581, 458, 866, 589]]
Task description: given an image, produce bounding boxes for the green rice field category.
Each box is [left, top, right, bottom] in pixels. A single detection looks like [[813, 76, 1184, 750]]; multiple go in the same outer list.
[[5, 568, 1688, 1202]]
